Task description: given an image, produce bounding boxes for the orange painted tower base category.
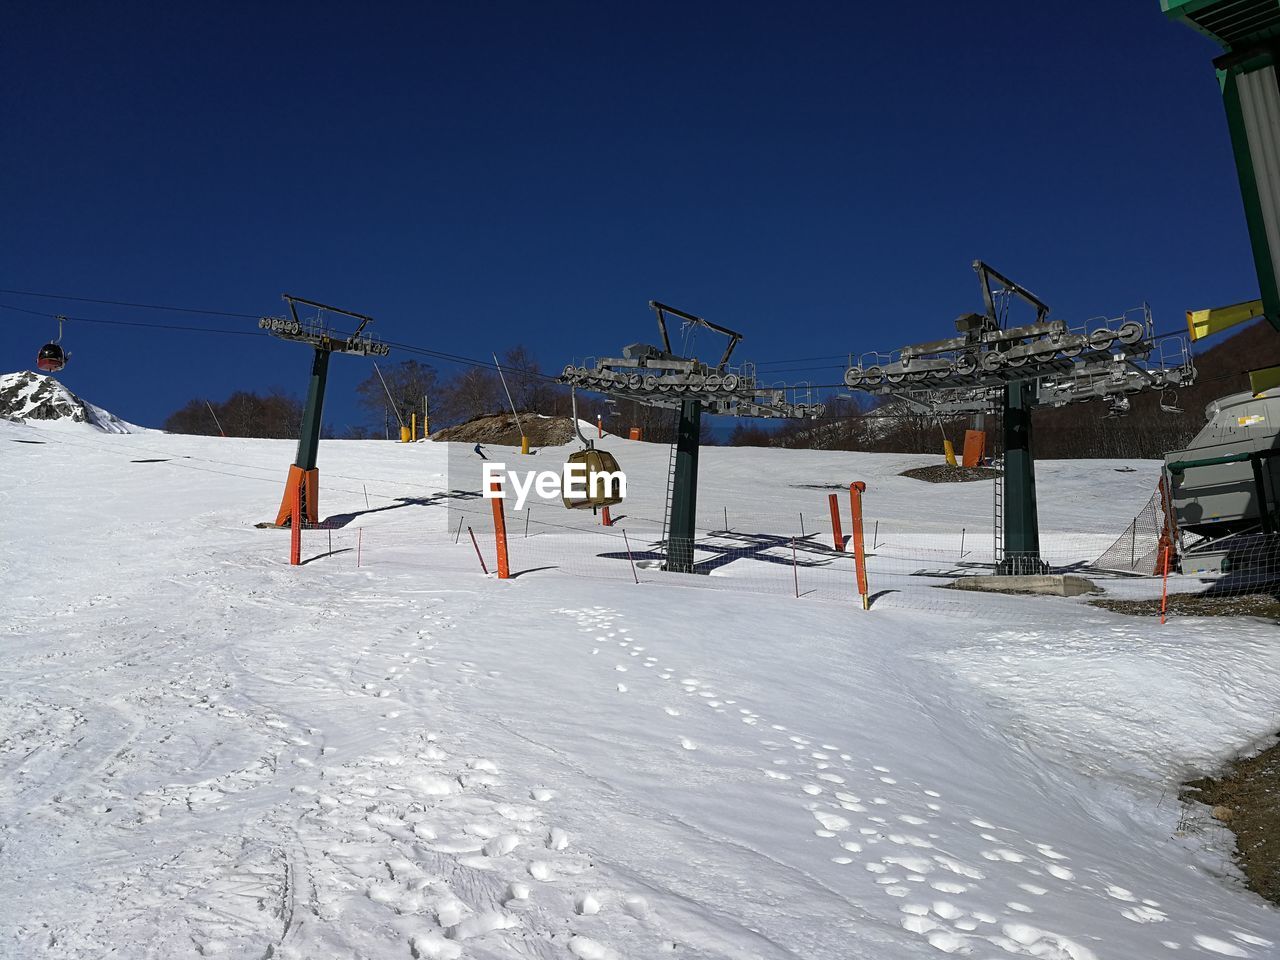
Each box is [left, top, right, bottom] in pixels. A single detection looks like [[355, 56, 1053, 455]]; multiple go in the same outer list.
[[275, 465, 319, 526]]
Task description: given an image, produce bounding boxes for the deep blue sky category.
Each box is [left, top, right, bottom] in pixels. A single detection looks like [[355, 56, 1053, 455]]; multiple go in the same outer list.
[[0, 1, 1256, 431]]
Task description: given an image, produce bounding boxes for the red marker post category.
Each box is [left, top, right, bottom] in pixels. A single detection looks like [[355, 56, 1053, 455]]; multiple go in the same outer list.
[[849, 481, 869, 609], [828, 493, 845, 552], [490, 477, 510, 579]]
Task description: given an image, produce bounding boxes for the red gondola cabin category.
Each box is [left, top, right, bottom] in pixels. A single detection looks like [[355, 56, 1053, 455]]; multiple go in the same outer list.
[[36, 343, 66, 373]]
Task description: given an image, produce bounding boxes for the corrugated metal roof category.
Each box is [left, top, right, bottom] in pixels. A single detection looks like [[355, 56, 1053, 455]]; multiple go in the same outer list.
[[1163, 0, 1280, 49]]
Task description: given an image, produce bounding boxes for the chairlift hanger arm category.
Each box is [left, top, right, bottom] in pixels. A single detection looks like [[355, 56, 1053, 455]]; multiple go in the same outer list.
[[649, 300, 744, 369], [569, 385, 592, 449], [972, 261, 1050, 326]]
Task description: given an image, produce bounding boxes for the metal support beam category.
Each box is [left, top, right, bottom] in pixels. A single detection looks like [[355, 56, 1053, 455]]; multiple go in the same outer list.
[[997, 381, 1048, 574], [295, 347, 331, 471], [1221, 57, 1280, 332], [666, 398, 702, 573]]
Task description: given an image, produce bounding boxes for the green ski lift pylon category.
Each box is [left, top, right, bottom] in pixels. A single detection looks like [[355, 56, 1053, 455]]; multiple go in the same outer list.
[[843, 261, 1197, 574], [560, 300, 823, 574], [262, 295, 390, 527]]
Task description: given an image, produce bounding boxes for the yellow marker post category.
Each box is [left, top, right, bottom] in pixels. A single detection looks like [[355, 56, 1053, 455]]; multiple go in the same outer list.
[[521, 436, 530, 455], [399, 425, 411, 443], [410, 412, 417, 441], [943, 439, 958, 466]]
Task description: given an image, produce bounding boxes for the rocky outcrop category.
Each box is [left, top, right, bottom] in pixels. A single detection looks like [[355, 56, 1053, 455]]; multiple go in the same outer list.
[[0, 371, 141, 433]]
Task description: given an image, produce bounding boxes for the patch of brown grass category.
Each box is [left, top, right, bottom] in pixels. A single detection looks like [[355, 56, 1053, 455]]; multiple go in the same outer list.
[[1091, 594, 1280, 621], [899, 465, 1002, 483], [1183, 736, 1280, 905]]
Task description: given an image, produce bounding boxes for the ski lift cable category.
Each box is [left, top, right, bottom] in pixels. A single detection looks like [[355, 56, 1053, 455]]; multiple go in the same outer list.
[[0, 300, 560, 379], [6, 288, 1235, 401], [0, 300, 263, 337], [0, 285, 1212, 355], [0, 287, 260, 318], [0, 290, 1208, 394]]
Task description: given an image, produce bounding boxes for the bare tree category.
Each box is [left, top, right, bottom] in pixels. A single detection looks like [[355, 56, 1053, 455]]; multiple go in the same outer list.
[[164, 389, 302, 438], [500, 344, 554, 411], [437, 367, 504, 424], [355, 360, 438, 433]]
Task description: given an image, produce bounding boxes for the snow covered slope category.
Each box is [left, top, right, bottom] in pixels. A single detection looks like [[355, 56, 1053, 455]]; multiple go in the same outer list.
[[0, 370, 147, 432], [2, 421, 1279, 960]]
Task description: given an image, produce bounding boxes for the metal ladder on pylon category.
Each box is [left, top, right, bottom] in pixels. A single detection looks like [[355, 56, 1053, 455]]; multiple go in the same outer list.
[[658, 410, 681, 556], [990, 402, 1004, 566]]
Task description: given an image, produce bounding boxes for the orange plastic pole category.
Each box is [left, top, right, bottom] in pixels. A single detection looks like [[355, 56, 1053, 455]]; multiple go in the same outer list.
[[1159, 544, 1171, 624], [289, 483, 302, 566], [828, 493, 845, 551], [597, 415, 603, 438], [490, 478, 510, 579], [601, 505, 612, 527], [849, 481, 869, 609]]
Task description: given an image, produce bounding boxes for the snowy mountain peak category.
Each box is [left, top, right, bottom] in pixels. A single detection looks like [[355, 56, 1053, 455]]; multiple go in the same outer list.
[[0, 370, 142, 433]]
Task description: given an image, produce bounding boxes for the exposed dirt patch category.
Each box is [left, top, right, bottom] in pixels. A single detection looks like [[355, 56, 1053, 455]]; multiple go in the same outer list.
[[1091, 593, 1280, 621], [1183, 734, 1280, 906], [430, 413, 579, 447], [900, 465, 1002, 483]]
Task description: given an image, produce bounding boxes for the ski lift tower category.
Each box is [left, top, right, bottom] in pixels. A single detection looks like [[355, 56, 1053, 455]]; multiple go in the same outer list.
[[561, 301, 824, 573], [261, 295, 390, 526], [1162, 1, 1280, 333], [843, 262, 1198, 574]]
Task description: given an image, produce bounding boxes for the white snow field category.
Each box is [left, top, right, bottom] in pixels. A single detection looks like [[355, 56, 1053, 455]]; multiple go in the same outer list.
[[3, 417, 1280, 960]]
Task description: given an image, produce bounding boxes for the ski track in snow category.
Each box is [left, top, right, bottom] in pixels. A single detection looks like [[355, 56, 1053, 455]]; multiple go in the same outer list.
[[554, 604, 1279, 960], [0, 575, 666, 959], [5, 427, 1280, 959]]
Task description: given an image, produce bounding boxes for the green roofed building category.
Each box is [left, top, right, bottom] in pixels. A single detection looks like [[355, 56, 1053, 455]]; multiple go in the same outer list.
[[1162, 0, 1280, 332]]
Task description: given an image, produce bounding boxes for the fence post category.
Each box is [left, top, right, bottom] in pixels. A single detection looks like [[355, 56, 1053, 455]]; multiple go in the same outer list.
[[828, 493, 845, 551], [468, 526, 489, 574], [849, 481, 870, 609], [791, 538, 799, 598], [289, 482, 302, 566], [622, 529, 640, 584], [357, 528, 363, 567], [490, 478, 510, 579]]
